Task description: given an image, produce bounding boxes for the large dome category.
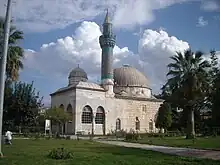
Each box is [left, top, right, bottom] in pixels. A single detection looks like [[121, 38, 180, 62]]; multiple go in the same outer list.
[[113, 65, 149, 88]]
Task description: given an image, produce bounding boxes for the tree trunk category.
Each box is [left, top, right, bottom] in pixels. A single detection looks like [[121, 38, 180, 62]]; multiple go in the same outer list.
[[61, 123, 64, 135], [186, 109, 195, 139], [56, 123, 59, 133], [19, 126, 22, 134]]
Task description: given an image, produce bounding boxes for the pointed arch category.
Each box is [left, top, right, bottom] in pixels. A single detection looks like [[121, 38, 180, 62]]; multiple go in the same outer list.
[[67, 104, 73, 122], [116, 118, 121, 131], [149, 119, 153, 132], [82, 105, 93, 124], [66, 104, 74, 134], [135, 117, 140, 130], [95, 106, 105, 124], [59, 104, 64, 109]]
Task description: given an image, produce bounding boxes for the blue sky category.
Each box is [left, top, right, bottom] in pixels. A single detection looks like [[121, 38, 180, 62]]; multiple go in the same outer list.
[[21, 1, 220, 52], [1, 0, 220, 106]]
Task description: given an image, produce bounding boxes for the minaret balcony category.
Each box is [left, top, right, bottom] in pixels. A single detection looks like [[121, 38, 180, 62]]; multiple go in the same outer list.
[[99, 35, 116, 48]]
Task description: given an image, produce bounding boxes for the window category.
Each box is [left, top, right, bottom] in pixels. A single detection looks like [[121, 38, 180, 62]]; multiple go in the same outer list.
[[82, 106, 93, 124], [149, 119, 153, 132], [59, 104, 64, 110], [142, 105, 147, 113], [116, 118, 121, 130], [135, 117, 140, 130], [67, 104, 73, 123], [95, 106, 105, 124]]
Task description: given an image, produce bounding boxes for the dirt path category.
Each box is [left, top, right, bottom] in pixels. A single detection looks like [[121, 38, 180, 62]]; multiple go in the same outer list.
[[97, 140, 220, 160]]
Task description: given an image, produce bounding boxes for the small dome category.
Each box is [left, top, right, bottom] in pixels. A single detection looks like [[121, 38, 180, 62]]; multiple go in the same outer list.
[[69, 66, 88, 79], [68, 66, 88, 85], [113, 65, 149, 88]]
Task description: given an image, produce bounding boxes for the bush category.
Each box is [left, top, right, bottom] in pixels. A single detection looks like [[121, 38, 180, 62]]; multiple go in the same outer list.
[[145, 133, 164, 138], [34, 133, 41, 140], [48, 147, 73, 160], [65, 136, 71, 140], [125, 132, 139, 141], [115, 130, 127, 138]]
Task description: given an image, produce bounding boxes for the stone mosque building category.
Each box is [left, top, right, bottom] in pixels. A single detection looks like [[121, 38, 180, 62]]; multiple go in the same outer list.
[[50, 11, 163, 135]]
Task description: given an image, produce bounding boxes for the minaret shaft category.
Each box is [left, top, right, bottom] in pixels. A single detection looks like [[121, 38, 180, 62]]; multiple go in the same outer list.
[[99, 11, 116, 83]]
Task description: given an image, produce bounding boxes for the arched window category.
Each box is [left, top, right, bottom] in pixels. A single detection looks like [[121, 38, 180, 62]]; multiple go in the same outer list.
[[95, 106, 105, 124], [135, 117, 140, 130], [82, 105, 93, 124], [59, 104, 64, 109], [116, 118, 121, 130], [149, 119, 153, 132], [67, 104, 73, 123]]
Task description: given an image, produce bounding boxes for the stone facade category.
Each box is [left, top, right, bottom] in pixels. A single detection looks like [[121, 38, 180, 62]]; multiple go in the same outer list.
[[50, 83, 163, 135]]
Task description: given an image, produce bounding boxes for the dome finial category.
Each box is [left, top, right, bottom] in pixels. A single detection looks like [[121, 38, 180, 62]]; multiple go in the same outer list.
[[104, 8, 110, 24], [77, 64, 79, 68]]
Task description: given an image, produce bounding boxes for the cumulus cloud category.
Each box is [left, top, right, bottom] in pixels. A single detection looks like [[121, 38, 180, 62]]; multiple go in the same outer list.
[[22, 21, 190, 102], [22, 21, 135, 79], [197, 16, 208, 27], [200, 0, 220, 11], [0, 0, 203, 33], [138, 29, 189, 88]]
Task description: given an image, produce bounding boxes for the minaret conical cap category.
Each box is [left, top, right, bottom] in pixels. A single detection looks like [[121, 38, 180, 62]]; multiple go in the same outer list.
[[104, 9, 110, 24]]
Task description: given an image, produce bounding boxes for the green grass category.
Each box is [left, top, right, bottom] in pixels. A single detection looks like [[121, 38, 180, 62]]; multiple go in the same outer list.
[[127, 136, 220, 150], [0, 139, 219, 165]]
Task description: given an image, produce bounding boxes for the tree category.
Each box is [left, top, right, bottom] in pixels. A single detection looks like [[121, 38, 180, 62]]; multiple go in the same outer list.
[[206, 50, 220, 127], [165, 49, 210, 139], [155, 102, 172, 133], [3, 81, 43, 132], [206, 50, 219, 108], [159, 85, 181, 131], [0, 17, 24, 81], [211, 72, 220, 127], [45, 107, 71, 134]]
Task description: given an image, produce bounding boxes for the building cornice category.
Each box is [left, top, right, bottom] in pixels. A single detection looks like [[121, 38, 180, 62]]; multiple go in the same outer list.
[[115, 95, 164, 102]]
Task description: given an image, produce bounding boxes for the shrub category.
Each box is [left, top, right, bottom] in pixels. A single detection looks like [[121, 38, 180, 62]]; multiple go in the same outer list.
[[34, 133, 41, 140], [45, 136, 51, 140], [66, 136, 71, 140], [48, 147, 73, 160], [23, 132, 29, 137], [115, 129, 126, 138], [125, 131, 139, 141], [146, 133, 164, 138]]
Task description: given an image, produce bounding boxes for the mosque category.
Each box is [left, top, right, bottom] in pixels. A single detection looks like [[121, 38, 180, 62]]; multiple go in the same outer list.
[[50, 11, 163, 135]]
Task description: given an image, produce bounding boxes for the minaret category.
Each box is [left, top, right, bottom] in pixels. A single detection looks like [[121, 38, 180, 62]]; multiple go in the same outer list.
[[99, 10, 116, 96]]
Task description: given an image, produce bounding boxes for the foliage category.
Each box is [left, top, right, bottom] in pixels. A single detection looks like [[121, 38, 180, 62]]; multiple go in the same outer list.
[[109, 129, 127, 138], [45, 107, 71, 134], [45, 107, 71, 125], [3, 81, 43, 131], [211, 71, 220, 127], [125, 131, 140, 141], [155, 102, 172, 132], [163, 49, 211, 138], [0, 17, 24, 81], [48, 147, 74, 160]]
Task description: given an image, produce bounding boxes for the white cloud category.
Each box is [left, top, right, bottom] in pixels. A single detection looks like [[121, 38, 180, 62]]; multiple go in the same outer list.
[[22, 21, 190, 105], [138, 29, 189, 88], [0, 0, 201, 33], [196, 16, 208, 27], [200, 0, 220, 11]]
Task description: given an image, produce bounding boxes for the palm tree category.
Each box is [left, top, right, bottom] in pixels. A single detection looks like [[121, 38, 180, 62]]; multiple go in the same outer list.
[[0, 17, 24, 81], [165, 49, 210, 139]]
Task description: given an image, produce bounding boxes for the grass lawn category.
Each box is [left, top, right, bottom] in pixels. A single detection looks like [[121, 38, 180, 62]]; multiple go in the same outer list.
[[127, 136, 220, 150], [0, 139, 220, 165]]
